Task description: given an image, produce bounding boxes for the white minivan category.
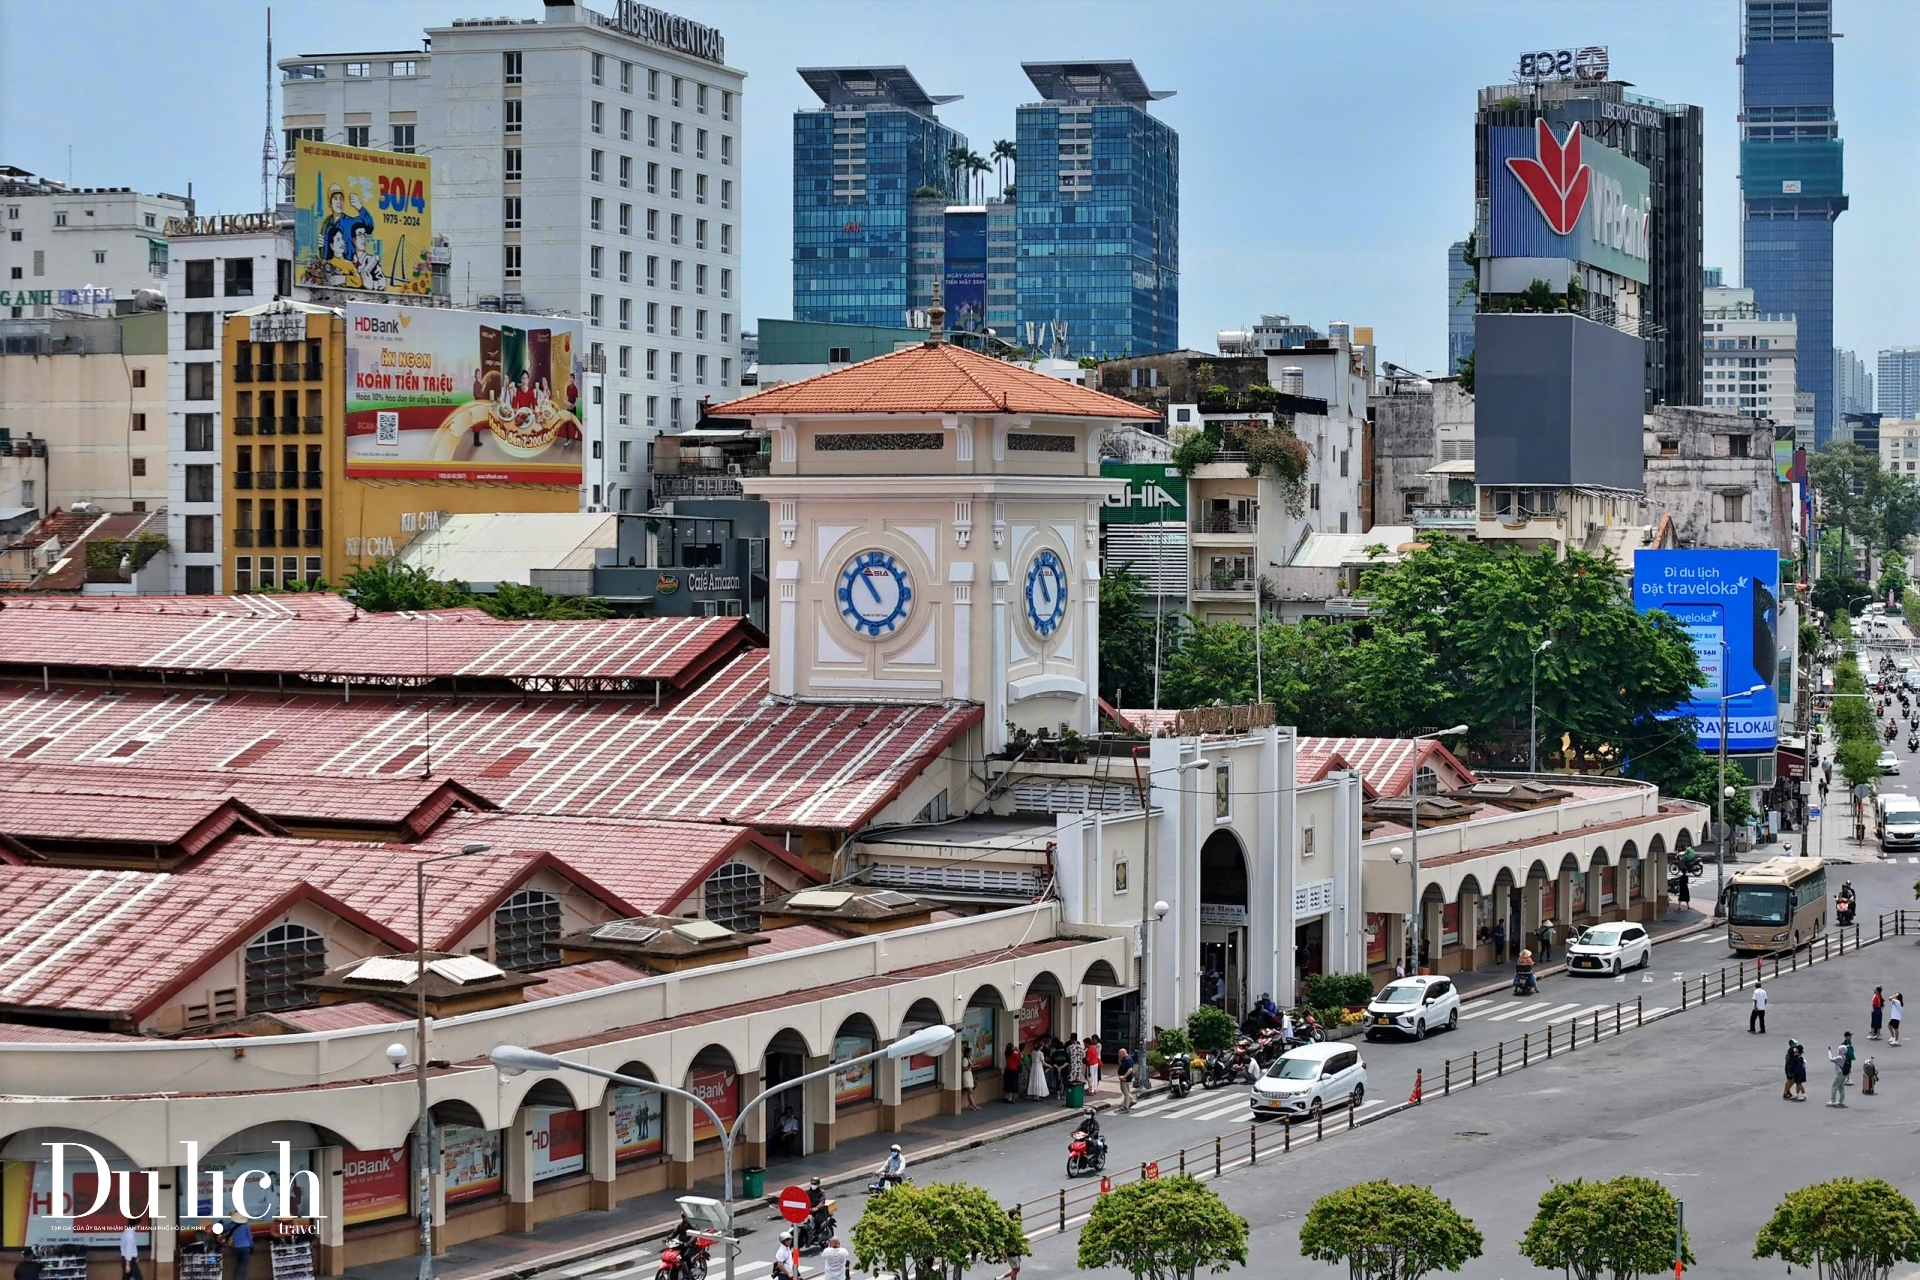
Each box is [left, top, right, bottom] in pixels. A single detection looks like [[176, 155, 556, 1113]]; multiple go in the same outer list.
[[1880, 793, 1920, 852], [1250, 1043, 1367, 1122]]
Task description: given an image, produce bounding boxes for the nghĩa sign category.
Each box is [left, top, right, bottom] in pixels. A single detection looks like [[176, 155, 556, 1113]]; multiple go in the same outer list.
[[600, 0, 724, 64]]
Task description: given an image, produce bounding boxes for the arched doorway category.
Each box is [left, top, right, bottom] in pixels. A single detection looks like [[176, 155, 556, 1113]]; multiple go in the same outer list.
[[1200, 829, 1250, 1018], [760, 1030, 811, 1163]]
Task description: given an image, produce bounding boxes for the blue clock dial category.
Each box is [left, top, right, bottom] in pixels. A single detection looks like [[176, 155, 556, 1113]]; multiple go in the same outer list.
[[838, 550, 913, 638], [1025, 549, 1069, 638]]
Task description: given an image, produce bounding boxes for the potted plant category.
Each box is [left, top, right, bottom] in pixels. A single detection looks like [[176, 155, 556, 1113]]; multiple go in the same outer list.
[[1056, 724, 1090, 763]]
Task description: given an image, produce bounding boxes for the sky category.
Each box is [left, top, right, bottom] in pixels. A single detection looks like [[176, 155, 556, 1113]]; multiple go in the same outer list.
[[3, 0, 1915, 376]]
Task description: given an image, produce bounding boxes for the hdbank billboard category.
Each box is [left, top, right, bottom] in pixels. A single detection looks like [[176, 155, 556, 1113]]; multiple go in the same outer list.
[[1487, 120, 1651, 286], [1632, 549, 1780, 753]]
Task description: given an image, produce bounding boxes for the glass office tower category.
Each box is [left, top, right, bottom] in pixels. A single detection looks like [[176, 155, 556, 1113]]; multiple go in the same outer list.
[[1741, 0, 1847, 446], [792, 67, 964, 327], [1015, 61, 1178, 360]]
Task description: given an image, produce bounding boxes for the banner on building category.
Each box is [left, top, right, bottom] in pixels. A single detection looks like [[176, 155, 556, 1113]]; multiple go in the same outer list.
[[1633, 549, 1781, 752], [341, 1146, 410, 1226], [1100, 463, 1187, 526], [530, 1109, 585, 1182], [942, 211, 988, 335], [1485, 123, 1651, 286], [293, 140, 434, 295], [439, 1125, 502, 1205], [960, 1004, 998, 1071], [612, 1085, 664, 1160], [345, 302, 585, 485], [832, 1034, 877, 1107], [688, 1068, 740, 1144]]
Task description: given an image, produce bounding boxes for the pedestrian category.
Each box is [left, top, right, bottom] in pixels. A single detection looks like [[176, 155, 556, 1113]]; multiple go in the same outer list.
[[15, 1245, 43, 1280], [120, 1219, 144, 1280], [1085, 1035, 1102, 1089], [820, 1235, 852, 1280], [1828, 1043, 1849, 1107], [998, 1206, 1024, 1279], [1863, 1056, 1879, 1095], [1750, 980, 1768, 1034], [1003, 1043, 1021, 1103], [1116, 1046, 1135, 1111], [1872, 986, 1885, 1040], [1843, 1031, 1857, 1084], [228, 1217, 252, 1280], [1676, 875, 1691, 908], [1539, 919, 1557, 964], [1791, 1041, 1808, 1099], [772, 1228, 802, 1280], [1492, 919, 1507, 965], [961, 1056, 980, 1111], [1782, 1040, 1798, 1100], [1891, 993, 1905, 1045]]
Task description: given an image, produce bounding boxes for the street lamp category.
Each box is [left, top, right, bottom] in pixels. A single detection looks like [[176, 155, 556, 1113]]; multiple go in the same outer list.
[[1397, 725, 1468, 973], [490, 1023, 956, 1280], [1530, 637, 1554, 774], [404, 842, 494, 1280], [1717, 684, 1768, 915]]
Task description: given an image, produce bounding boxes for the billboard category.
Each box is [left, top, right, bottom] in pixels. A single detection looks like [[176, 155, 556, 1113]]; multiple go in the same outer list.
[[942, 210, 987, 335], [294, 140, 434, 295], [1632, 549, 1781, 753], [345, 303, 584, 485], [1472, 312, 1644, 491], [1100, 462, 1187, 525], [1486, 122, 1651, 286]]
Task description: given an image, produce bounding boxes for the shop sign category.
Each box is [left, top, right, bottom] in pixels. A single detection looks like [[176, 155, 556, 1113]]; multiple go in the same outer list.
[[439, 1125, 502, 1204], [688, 1067, 740, 1143], [656, 573, 681, 595], [1172, 703, 1275, 737], [1515, 46, 1609, 83], [530, 1109, 585, 1181], [1016, 992, 1051, 1042], [601, 0, 725, 64], [166, 213, 280, 237], [250, 309, 309, 345], [689, 570, 740, 592], [1199, 902, 1248, 927], [345, 536, 397, 559], [341, 1146, 409, 1226], [12, 1154, 149, 1248], [0, 288, 114, 308]]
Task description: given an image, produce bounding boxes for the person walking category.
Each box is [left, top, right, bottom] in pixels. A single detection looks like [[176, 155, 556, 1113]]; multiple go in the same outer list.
[[1783, 1040, 1800, 1099], [1891, 993, 1905, 1045], [1750, 981, 1768, 1034], [228, 1218, 252, 1280], [961, 1056, 980, 1111], [1843, 1031, 1857, 1084], [1872, 987, 1886, 1040], [1538, 919, 1558, 964], [1828, 1043, 1849, 1107], [1492, 919, 1507, 965], [1115, 1046, 1135, 1112], [1085, 1035, 1102, 1090], [119, 1219, 144, 1280], [1003, 1043, 1022, 1103]]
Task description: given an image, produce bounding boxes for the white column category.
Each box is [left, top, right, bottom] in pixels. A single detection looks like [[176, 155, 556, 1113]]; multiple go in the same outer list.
[[1081, 556, 1100, 733], [1251, 730, 1283, 1012], [988, 561, 1010, 752], [774, 563, 799, 698], [951, 565, 973, 702]]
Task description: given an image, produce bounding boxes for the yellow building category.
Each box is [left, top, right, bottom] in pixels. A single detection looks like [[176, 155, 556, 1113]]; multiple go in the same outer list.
[[222, 301, 579, 591]]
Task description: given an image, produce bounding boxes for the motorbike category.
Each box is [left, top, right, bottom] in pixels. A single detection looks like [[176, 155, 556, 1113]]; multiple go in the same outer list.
[[1512, 966, 1539, 997], [1673, 848, 1705, 878], [1249, 1030, 1288, 1070], [1909, 734, 1918, 752], [1165, 1053, 1193, 1098], [867, 1172, 912, 1195], [1291, 1013, 1329, 1045], [1065, 1127, 1107, 1178], [795, 1199, 838, 1253], [1837, 896, 1857, 927], [1200, 1049, 1237, 1090], [655, 1231, 715, 1280]]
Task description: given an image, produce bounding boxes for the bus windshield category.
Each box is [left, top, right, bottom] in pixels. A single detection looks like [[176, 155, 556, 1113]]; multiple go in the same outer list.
[[1728, 884, 1790, 926]]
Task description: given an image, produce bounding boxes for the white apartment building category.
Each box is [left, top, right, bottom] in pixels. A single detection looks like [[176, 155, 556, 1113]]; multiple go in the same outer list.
[[163, 216, 296, 593], [1, 168, 189, 318], [1703, 283, 1803, 447], [1879, 417, 1920, 478], [278, 1, 744, 515]]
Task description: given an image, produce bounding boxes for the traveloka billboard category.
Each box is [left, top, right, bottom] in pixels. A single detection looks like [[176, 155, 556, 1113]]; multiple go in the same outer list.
[[1632, 549, 1780, 753], [1487, 121, 1651, 286]]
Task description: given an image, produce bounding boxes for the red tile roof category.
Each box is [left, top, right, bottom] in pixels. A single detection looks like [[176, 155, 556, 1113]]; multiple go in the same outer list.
[[266, 1002, 409, 1033], [757, 923, 850, 955], [713, 342, 1161, 420], [0, 786, 282, 854], [1297, 736, 1477, 799], [0, 650, 977, 831], [525, 957, 649, 999], [0, 599, 752, 691]]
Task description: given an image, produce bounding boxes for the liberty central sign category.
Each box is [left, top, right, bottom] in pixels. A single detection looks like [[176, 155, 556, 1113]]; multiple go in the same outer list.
[[601, 0, 724, 64]]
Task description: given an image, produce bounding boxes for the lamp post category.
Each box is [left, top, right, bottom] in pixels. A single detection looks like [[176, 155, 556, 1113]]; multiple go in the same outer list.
[[1718, 683, 1768, 914], [1394, 725, 1468, 974], [408, 842, 494, 1280], [1530, 638, 1553, 774], [491, 1024, 956, 1280]]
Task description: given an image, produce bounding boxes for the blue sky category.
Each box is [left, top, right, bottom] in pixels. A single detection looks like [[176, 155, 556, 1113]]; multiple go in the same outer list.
[[3, 0, 1913, 374]]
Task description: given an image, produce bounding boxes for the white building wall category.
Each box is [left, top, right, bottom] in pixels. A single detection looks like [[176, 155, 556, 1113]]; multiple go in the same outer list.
[[1703, 285, 1799, 445], [1, 179, 189, 318]]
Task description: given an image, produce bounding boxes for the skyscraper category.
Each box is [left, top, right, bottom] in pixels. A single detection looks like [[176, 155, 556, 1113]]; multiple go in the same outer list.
[[1834, 348, 1873, 416], [1740, 0, 1847, 446], [791, 67, 964, 328], [1015, 61, 1178, 359], [1880, 348, 1920, 418], [1447, 239, 1475, 375]]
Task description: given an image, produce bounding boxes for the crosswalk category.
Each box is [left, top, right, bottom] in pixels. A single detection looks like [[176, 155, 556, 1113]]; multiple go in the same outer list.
[[536, 1241, 794, 1280], [1121, 1084, 1390, 1127]]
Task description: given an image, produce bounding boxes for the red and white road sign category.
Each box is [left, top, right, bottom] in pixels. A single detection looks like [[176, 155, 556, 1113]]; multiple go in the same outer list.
[[778, 1185, 812, 1224]]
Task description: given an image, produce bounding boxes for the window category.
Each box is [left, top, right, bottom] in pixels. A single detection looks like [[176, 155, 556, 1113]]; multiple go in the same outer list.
[[671, 76, 684, 107], [721, 90, 733, 121], [620, 61, 632, 94], [591, 439, 603, 460], [185, 514, 214, 553], [224, 258, 253, 296], [720, 313, 731, 343], [53, 213, 66, 228], [669, 397, 682, 428], [344, 61, 371, 78], [618, 203, 632, 236], [184, 564, 215, 594], [720, 268, 731, 299], [390, 60, 417, 77], [720, 356, 731, 387], [504, 51, 523, 84], [283, 126, 323, 156], [93, 249, 107, 265], [495, 889, 562, 969], [1719, 492, 1746, 522], [131, 457, 147, 477], [618, 398, 631, 431], [720, 179, 732, 210], [1309, 482, 1320, 510], [591, 51, 604, 85], [185, 362, 214, 400], [618, 345, 632, 377], [619, 155, 632, 188], [670, 122, 683, 154], [669, 305, 682, 337], [696, 219, 709, 250], [695, 173, 708, 205], [1339, 510, 1349, 533], [504, 148, 523, 181], [669, 259, 682, 291], [695, 354, 707, 385], [185, 311, 214, 350], [1728, 433, 1751, 458], [506, 99, 523, 133], [1214, 762, 1232, 818], [590, 150, 604, 182], [669, 352, 681, 382], [646, 301, 658, 333], [703, 861, 763, 932], [618, 297, 631, 330], [646, 349, 658, 380], [589, 294, 603, 326], [670, 168, 682, 199], [590, 101, 603, 134], [647, 395, 658, 427], [390, 124, 416, 153], [589, 245, 604, 278], [504, 244, 522, 279], [647, 68, 659, 100], [695, 308, 707, 340], [695, 264, 707, 295], [720, 135, 732, 166], [505, 195, 523, 230], [646, 162, 659, 194], [620, 107, 632, 141], [246, 923, 325, 1011], [346, 125, 370, 149], [618, 250, 631, 282], [185, 414, 214, 452], [695, 128, 707, 160], [646, 208, 659, 240], [646, 255, 658, 287], [669, 213, 682, 245], [647, 115, 659, 147]]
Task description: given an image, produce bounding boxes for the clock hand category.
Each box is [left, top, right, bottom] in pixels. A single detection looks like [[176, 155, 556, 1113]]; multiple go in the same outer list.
[[863, 571, 883, 604]]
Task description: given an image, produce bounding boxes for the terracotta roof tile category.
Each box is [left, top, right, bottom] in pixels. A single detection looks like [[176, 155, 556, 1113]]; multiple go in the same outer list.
[[713, 342, 1160, 420], [1297, 737, 1477, 798], [0, 787, 278, 851]]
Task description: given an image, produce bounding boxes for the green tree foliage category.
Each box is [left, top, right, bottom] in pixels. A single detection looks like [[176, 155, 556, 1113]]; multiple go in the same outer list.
[[1184, 1004, 1236, 1052], [341, 559, 610, 620], [1813, 572, 1861, 616], [1883, 562, 1911, 605], [1518, 1176, 1692, 1280], [1077, 1175, 1249, 1280], [1754, 1178, 1920, 1280], [1299, 1180, 1484, 1280], [1170, 431, 1219, 475], [1098, 566, 1161, 709], [484, 581, 613, 620], [850, 1182, 1028, 1280], [1456, 349, 1474, 392]]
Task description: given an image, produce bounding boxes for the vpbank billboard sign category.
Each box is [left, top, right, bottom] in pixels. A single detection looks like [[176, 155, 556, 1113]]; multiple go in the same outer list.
[[1633, 549, 1780, 753], [1487, 121, 1651, 286]]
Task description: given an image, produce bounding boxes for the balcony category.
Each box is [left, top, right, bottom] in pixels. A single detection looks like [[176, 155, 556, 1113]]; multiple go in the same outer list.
[[232, 417, 255, 436], [303, 528, 323, 548], [280, 362, 300, 381], [303, 362, 323, 380], [303, 471, 323, 490], [233, 472, 254, 490], [1409, 503, 1476, 531], [232, 364, 254, 383], [256, 529, 277, 548], [254, 364, 274, 382], [255, 471, 276, 490], [257, 417, 277, 436], [279, 471, 299, 489], [302, 415, 324, 434], [233, 529, 254, 548], [1190, 510, 1258, 546], [1192, 573, 1256, 595]]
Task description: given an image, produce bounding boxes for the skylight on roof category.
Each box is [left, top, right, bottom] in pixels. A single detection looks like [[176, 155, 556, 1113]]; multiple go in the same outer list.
[[787, 890, 855, 909], [592, 920, 663, 944], [671, 919, 734, 942], [861, 890, 918, 909], [428, 955, 506, 984], [346, 956, 421, 984]]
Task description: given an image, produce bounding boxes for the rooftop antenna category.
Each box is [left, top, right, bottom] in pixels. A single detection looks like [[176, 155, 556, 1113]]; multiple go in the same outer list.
[[261, 7, 280, 213]]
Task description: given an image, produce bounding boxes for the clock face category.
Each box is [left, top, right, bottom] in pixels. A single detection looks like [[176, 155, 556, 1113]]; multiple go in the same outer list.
[[1025, 549, 1069, 638], [838, 550, 914, 638]]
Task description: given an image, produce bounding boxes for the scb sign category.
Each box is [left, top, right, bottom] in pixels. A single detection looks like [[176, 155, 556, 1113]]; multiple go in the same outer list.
[[1516, 47, 1609, 83]]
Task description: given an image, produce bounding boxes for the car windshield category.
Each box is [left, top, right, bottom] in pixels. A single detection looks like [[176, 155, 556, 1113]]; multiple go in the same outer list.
[[1375, 984, 1423, 1005], [1727, 884, 1791, 926], [1579, 928, 1623, 947], [1268, 1057, 1322, 1081]]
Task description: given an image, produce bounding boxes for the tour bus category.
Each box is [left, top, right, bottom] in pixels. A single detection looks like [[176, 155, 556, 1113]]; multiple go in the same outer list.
[[1725, 856, 1827, 955]]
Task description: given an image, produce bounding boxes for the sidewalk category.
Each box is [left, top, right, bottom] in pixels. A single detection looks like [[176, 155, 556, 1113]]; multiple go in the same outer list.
[[1450, 902, 1721, 1002], [344, 1090, 1101, 1280]]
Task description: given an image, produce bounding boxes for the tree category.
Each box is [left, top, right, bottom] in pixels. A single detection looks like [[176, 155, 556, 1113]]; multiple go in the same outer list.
[[1099, 566, 1161, 711], [1299, 1180, 1484, 1280], [1519, 1176, 1692, 1280], [1809, 442, 1879, 573], [1868, 470, 1920, 579], [342, 558, 473, 612], [990, 139, 1017, 195], [850, 1181, 1028, 1280], [1185, 1004, 1236, 1052], [1078, 1175, 1249, 1280], [1456, 349, 1474, 392], [1755, 1178, 1920, 1280], [966, 152, 990, 202], [480, 581, 613, 621], [944, 144, 972, 199]]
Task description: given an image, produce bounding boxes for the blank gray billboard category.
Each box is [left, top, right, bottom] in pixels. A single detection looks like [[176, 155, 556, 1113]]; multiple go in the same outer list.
[[1474, 312, 1645, 492]]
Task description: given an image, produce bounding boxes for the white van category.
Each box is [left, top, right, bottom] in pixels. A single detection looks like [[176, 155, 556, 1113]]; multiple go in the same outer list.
[[1879, 793, 1920, 852]]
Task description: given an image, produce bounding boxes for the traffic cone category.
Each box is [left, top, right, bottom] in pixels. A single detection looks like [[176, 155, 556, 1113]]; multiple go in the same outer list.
[[1409, 1068, 1423, 1106]]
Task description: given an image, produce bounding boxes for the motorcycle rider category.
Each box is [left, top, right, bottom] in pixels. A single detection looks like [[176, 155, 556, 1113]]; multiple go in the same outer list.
[[804, 1176, 831, 1246], [1075, 1106, 1106, 1161], [877, 1144, 907, 1189]]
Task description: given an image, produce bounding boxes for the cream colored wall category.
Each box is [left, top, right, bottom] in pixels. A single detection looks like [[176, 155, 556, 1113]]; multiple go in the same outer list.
[[0, 348, 168, 511], [143, 900, 395, 1033]]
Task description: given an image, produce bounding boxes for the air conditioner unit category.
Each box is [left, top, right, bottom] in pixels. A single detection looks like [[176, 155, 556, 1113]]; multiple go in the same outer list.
[[726, 463, 742, 476]]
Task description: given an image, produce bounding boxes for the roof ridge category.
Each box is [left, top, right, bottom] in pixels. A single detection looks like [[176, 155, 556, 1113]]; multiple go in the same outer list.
[[715, 344, 909, 411], [937, 344, 1012, 412]]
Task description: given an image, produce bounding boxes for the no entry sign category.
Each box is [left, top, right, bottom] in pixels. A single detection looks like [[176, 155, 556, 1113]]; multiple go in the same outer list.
[[778, 1185, 812, 1224]]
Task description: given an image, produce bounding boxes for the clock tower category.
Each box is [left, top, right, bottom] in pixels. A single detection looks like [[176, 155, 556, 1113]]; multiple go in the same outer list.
[[724, 335, 1159, 749]]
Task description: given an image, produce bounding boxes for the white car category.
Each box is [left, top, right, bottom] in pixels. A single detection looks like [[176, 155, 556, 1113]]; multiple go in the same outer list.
[[1250, 1043, 1366, 1122], [1362, 975, 1460, 1041], [1881, 748, 1903, 776], [1565, 922, 1653, 976]]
